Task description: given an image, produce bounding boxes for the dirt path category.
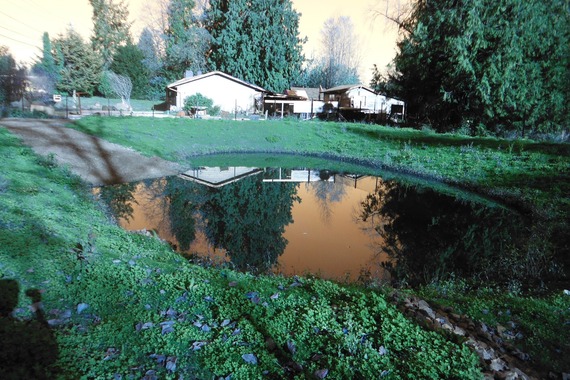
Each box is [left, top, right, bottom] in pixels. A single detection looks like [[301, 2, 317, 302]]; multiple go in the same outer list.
[[1, 118, 183, 186]]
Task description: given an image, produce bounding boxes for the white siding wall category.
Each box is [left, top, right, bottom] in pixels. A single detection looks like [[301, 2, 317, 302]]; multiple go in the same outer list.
[[345, 87, 404, 115], [175, 75, 262, 114], [347, 88, 388, 113], [386, 97, 405, 115]]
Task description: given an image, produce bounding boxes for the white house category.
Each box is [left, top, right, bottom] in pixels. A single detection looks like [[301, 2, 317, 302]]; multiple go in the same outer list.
[[263, 88, 327, 119], [321, 84, 405, 117], [166, 71, 267, 116]]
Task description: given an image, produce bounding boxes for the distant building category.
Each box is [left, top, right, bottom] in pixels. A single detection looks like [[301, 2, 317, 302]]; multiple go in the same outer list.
[[165, 71, 267, 116], [263, 87, 326, 119], [321, 84, 405, 122]]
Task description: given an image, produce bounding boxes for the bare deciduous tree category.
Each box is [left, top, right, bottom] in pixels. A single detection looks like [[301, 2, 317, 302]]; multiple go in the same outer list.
[[105, 71, 132, 110], [370, 0, 418, 34], [319, 16, 362, 87]]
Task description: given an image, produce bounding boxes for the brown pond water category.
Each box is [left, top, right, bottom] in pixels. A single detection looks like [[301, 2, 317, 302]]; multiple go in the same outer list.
[[99, 168, 389, 281], [97, 164, 536, 287]]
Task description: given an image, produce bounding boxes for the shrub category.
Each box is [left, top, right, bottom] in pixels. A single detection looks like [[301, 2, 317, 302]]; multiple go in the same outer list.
[[183, 93, 220, 116]]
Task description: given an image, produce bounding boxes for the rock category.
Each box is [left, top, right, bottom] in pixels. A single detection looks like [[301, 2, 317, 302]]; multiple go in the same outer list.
[[418, 300, 436, 319], [512, 368, 530, 380], [497, 325, 507, 335], [77, 303, 89, 314], [114, 102, 131, 111], [453, 326, 466, 336], [479, 347, 496, 361], [442, 323, 454, 332], [490, 358, 507, 372], [242, 353, 257, 365]]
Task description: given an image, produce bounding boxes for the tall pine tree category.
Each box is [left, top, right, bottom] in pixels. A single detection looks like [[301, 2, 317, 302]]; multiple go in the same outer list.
[[111, 43, 149, 99], [164, 0, 210, 78], [206, 0, 305, 92], [90, 0, 132, 68], [32, 32, 60, 96], [53, 27, 103, 95], [387, 0, 569, 135]]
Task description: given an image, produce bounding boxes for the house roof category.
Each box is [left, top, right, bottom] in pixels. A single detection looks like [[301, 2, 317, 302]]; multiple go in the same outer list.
[[167, 71, 267, 93], [291, 87, 321, 100], [322, 84, 377, 94]]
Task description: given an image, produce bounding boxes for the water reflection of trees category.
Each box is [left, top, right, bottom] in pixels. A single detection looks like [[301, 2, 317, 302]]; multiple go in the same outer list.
[[201, 171, 300, 272], [98, 182, 138, 221], [359, 181, 533, 287], [309, 171, 347, 224], [161, 177, 209, 251]]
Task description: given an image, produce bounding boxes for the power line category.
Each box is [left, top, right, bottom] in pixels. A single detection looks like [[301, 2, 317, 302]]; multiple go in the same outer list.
[[0, 25, 39, 43], [0, 32, 39, 48], [0, 9, 45, 34]]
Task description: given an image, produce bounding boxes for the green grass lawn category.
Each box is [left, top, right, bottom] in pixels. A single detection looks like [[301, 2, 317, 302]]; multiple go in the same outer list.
[[0, 126, 486, 379], [66, 96, 159, 112], [71, 116, 569, 216], [1, 117, 569, 378]]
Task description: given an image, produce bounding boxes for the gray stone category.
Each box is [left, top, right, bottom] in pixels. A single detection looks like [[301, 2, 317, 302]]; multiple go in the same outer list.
[[490, 358, 507, 372], [417, 300, 436, 319]]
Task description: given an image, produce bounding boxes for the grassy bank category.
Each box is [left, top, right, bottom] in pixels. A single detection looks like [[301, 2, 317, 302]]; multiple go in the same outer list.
[[1, 118, 569, 377], [0, 127, 487, 378], [71, 117, 569, 217]]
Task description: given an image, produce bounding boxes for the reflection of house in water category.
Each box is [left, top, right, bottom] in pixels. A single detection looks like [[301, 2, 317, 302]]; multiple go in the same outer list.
[[336, 175, 381, 193], [179, 166, 383, 191], [263, 168, 335, 183], [179, 167, 264, 188]]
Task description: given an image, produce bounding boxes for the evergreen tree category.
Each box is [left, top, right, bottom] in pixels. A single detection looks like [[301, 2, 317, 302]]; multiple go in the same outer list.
[[138, 27, 167, 100], [34, 33, 58, 80], [32, 33, 59, 98], [111, 43, 149, 99], [206, 0, 305, 92], [138, 27, 163, 74], [53, 27, 103, 95], [0, 47, 16, 105], [387, 0, 570, 135], [89, 0, 132, 68], [164, 0, 210, 78]]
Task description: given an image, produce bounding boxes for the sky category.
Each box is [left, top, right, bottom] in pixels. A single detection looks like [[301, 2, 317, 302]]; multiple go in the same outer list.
[[0, 0, 399, 84]]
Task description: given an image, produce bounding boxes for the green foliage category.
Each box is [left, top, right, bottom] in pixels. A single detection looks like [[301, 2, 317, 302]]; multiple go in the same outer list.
[[164, 0, 210, 77], [389, 0, 570, 135], [89, 0, 132, 68], [0, 46, 26, 105], [418, 283, 570, 373], [137, 28, 167, 100], [0, 126, 485, 378], [206, 0, 305, 92], [98, 71, 115, 98], [111, 42, 149, 99], [183, 93, 220, 115], [53, 27, 103, 95], [31, 32, 59, 96]]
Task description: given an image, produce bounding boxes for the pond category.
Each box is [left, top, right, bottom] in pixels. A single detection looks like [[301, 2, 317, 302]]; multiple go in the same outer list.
[[95, 156, 556, 287]]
